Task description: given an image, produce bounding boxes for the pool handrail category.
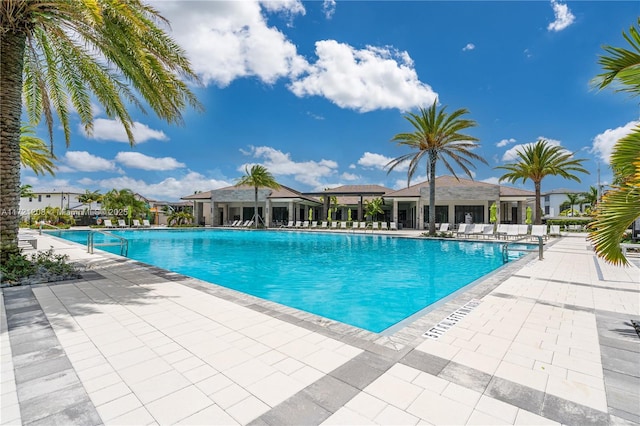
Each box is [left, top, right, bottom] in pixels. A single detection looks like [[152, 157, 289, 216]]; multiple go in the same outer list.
[[87, 229, 129, 257]]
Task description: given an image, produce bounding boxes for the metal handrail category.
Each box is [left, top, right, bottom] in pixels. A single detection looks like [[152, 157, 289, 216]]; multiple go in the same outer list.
[[87, 230, 129, 257], [38, 222, 63, 235], [502, 235, 544, 263]]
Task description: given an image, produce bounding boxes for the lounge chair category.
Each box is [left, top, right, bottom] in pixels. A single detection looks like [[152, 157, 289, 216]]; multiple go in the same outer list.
[[530, 225, 548, 241], [330, 221, 338, 229], [496, 224, 508, 239], [244, 220, 254, 227], [438, 223, 450, 233], [359, 222, 368, 230], [302, 221, 309, 228], [390, 222, 398, 231], [282, 221, 294, 228], [468, 224, 484, 238], [226, 220, 238, 227], [118, 219, 127, 228], [311, 221, 318, 229], [241, 220, 251, 227], [372, 222, 379, 231], [481, 224, 495, 239], [142, 219, 151, 227], [549, 225, 561, 237], [506, 225, 519, 239], [320, 221, 328, 229], [295, 221, 303, 228], [455, 223, 468, 238], [132, 219, 141, 228], [340, 221, 348, 229], [517, 224, 529, 236], [103, 219, 116, 228], [381, 222, 388, 230]]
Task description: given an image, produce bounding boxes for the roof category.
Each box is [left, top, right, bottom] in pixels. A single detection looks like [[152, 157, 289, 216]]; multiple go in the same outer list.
[[319, 184, 392, 195], [181, 184, 320, 204], [384, 175, 535, 197], [543, 188, 583, 195]]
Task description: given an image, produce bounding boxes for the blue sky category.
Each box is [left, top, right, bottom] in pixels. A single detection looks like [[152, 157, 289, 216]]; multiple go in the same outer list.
[[24, 1, 639, 201]]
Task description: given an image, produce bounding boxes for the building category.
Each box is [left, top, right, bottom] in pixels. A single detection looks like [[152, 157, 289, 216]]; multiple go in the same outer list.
[[19, 189, 85, 221], [382, 176, 535, 230], [182, 177, 535, 229], [542, 188, 585, 218]]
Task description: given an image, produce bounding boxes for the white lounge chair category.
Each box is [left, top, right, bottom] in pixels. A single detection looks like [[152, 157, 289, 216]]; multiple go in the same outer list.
[[244, 220, 254, 227], [302, 221, 309, 228], [506, 225, 519, 239], [226, 220, 238, 227], [517, 224, 529, 236], [481, 224, 495, 239], [530, 225, 548, 241], [468, 224, 484, 238], [295, 221, 303, 228], [455, 223, 468, 238], [118, 219, 127, 228], [330, 222, 338, 229], [438, 223, 450, 233], [320, 221, 328, 229], [311, 221, 318, 229], [282, 221, 294, 228], [142, 219, 151, 227], [359, 222, 368, 230], [372, 222, 379, 231], [340, 221, 348, 229], [549, 225, 561, 237], [381, 222, 388, 230], [389, 222, 398, 231], [104, 219, 116, 228], [496, 223, 508, 239], [132, 219, 141, 228]]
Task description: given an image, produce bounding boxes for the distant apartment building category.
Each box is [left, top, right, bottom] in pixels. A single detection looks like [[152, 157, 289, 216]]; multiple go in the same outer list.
[[542, 188, 585, 218], [19, 189, 85, 219]]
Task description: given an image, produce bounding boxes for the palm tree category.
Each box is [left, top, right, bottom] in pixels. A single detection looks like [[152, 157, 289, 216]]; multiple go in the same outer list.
[[387, 101, 487, 236], [102, 189, 148, 222], [236, 165, 280, 228], [0, 1, 202, 261], [588, 19, 640, 265], [20, 184, 35, 198], [580, 186, 599, 213], [497, 140, 589, 225], [78, 190, 103, 216], [565, 193, 582, 216], [20, 125, 56, 176], [364, 198, 384, 222]]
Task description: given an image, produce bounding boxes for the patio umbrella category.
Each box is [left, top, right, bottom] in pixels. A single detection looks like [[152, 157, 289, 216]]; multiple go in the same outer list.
[[525, 206, 532, 225], [489, 203, 497, 224], [347, 208, 352, 222], [308, 208, 313, 221], [327, 208, 332, 221]]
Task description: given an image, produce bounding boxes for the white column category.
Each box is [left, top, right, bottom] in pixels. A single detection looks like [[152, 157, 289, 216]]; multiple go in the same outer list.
[[417, 199, 424, 230], [288, 201, 294, 222], [265, 199, 272, 227], [393, 199, 398, 225]]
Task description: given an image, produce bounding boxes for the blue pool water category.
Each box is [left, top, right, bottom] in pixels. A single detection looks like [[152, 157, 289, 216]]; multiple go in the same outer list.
[[49, 229, 530, 333]]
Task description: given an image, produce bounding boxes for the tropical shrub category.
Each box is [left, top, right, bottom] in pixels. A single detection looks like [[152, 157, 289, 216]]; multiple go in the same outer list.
[[0, 248, 80, 285]]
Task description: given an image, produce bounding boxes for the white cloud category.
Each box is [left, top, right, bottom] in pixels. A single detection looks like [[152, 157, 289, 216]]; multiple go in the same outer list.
[[496, 138, 516, 148], [481, 177, 501, 185], [240, 146, 338, 188], [341, 172, 359, 181], [547, 0, 575, 32], [348, 164, 356, 169], [156, 1, 307, 87], [64, 151, 117, 172], [94, 172, 232, 201], [322, 0, 336, 19], [289, 40, 438, 112], [502, 138, 563, 162], [591, 120, 639, 165], [462, 43, 475, 52], [115, 152, 186, 171], [357, 152, 407, 172], [393, 174, 427, 190], [80, 118, 168, 143]]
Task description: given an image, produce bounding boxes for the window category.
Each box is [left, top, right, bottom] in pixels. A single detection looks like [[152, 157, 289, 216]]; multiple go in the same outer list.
[[424, 205, 449, 223], [45, 194, 51, 198], [38, 195, 42, 202], [28, 197, 32, 202], [454, 205, 484, 224]]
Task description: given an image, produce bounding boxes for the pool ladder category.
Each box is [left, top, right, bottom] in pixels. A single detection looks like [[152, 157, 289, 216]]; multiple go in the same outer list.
[[502, 235, 544, 263], [87, 230, 129, 257]]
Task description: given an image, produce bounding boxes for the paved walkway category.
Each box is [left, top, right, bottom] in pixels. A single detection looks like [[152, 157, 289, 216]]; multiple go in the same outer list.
[[1, 231, 639, 425]]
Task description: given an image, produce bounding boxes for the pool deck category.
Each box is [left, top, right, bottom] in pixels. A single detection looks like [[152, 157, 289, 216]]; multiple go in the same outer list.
[[1, 230, 639, 425]]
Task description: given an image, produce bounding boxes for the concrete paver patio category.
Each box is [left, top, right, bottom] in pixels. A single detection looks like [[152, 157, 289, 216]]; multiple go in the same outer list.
[[1, 231, 638, 425]]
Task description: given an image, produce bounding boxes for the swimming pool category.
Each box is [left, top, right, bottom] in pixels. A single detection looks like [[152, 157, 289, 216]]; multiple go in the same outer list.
[[50, 229, 530, 333]]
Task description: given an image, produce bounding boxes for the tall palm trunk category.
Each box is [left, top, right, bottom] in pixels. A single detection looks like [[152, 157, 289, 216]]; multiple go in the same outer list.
[[1, 30, 27, 262], [534, 181, 542, 225], [254, 186, 259, 228], [428, 153, 437, 236]]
